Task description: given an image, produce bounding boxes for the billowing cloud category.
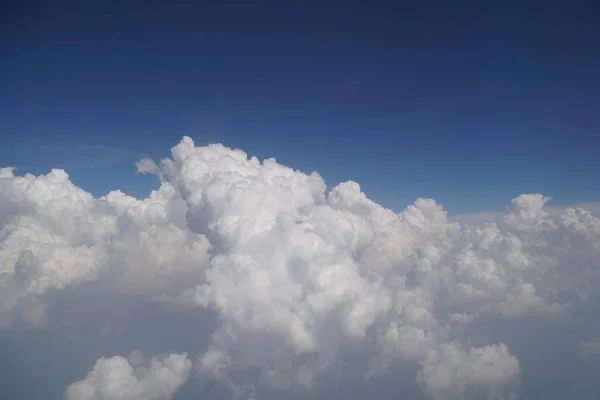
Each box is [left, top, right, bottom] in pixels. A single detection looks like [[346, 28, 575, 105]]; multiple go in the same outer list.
[[1, 137, 599, 399], [65, 352, 192, 400], [0, 166, 210, 326]]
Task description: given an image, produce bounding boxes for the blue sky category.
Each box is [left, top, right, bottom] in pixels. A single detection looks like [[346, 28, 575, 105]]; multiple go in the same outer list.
[[2, 0, 599, 214]]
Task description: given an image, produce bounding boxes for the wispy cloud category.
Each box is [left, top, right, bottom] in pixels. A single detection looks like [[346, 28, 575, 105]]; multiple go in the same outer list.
[[7, 139, 154, 172], [579, 338, 600, 358]]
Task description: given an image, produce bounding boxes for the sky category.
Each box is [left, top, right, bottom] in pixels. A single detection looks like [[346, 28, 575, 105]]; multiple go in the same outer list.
[[2, 2, 600, 400], [2, 0, 600, 213]]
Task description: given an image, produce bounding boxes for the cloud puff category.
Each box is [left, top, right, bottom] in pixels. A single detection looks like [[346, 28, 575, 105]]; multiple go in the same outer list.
[[2, 137, 600, 400], [65, 352, 192, 400]]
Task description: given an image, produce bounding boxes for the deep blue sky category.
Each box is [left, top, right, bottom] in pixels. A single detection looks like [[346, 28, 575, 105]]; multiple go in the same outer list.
[[2, 0, 599, 213]]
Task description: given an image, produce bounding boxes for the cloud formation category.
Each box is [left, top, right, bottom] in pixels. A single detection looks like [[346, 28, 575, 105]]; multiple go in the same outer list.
[[65, 352, 192, 400], [0, 166, 210, 326], [1, 137, 599, 399]]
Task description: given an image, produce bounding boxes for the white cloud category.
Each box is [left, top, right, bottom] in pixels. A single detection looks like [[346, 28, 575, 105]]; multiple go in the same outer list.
[[136, 158, 159, 175], [0, 166, 210, 326], [1, 136, 600, 400], [450, 200, 600, 227], [418, 343, 520, 400], [154, 138, 598, 398], [65, 352, 192, 400]]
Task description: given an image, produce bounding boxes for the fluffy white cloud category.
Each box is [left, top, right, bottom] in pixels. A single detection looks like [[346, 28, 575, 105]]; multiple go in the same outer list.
[[0, 166, 210, 326], [150, 138, 599, 398], [65, 352, 192, 400], [2, 137, 600, 400]]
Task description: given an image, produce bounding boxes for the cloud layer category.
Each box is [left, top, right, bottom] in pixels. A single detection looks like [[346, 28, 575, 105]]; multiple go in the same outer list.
[[1, 137, 599, 399]]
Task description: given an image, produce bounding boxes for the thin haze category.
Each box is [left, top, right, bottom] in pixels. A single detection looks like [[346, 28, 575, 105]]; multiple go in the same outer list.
[[1, 1, 600, 400]]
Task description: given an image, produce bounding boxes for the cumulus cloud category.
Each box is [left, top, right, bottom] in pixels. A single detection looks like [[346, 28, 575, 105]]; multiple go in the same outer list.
[[1, 137, 600, 400], [65, 351, 192, 400], [0, 166, 210, 326]]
